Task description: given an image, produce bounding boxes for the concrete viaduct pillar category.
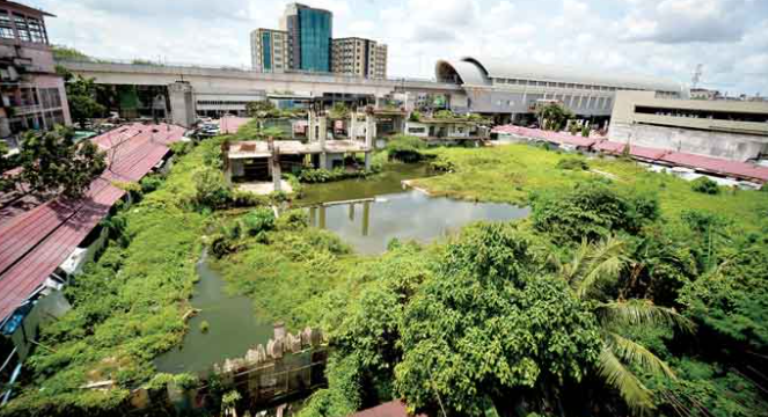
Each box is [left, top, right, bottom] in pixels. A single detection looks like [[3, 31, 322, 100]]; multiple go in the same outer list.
[[168, 81, 195, 128]]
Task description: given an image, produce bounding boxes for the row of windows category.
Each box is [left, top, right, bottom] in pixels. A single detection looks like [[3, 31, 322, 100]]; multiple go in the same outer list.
[[0, 9, 48, 44], [197, 100, 253, 106], [493, 78, 667, 94]]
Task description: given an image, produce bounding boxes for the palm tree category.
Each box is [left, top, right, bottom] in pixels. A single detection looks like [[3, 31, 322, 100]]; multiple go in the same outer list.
[[554, 236, 695, 415]]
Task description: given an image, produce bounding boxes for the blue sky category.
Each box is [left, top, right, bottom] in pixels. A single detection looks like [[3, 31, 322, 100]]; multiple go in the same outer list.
[[27, 0, 768, 95]]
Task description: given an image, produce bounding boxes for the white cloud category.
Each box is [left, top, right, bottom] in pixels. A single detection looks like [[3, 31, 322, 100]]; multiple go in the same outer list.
[[21, 0, 768, 95]]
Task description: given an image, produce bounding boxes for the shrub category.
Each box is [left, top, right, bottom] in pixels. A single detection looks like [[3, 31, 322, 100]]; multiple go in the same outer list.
[[691, 177, 720, 195], [532, 180, 659, 243], [170, 141, 193, 156], [581, 126, 590, 137], [430, 158, 456, 173], [193, 168, 232, 210], [140, 175, 164, 194], [409, 111, 422, 122], [277, 210, 309, 230], [386, 135, 426, 163], [242, 208, 276, 236], [556, 157, 589, 171], [199, 320, 210, 333], [231, 189, 269, 208]]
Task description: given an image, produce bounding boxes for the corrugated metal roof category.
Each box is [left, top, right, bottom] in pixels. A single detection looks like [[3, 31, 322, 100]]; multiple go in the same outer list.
[[350, 401, 426, 417], [220, 116, 251, 134], [493, 125, 599, 148], [661, 152, 768, 182], [0, 124, 185, 323], [593, 141, 669, 161]]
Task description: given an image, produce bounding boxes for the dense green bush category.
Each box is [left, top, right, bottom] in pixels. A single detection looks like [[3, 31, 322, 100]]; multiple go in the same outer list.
[[532, 181, 660, 243], [298, 167, 376, 183], [170, 141, 193, 156], [139, 175, 164, 194], [386, 135, 427, 163], [192, 168, 232, 210], [691, 177, 720, 195], [556, 157, 589, 171], [241, 208, 276, 236]]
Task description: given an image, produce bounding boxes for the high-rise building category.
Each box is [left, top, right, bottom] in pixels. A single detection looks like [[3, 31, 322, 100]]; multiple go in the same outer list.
[[331, 37, 388, 79], [251, 3, 387, 78], [281, 3, 332, 73], [250, 28, 290, 73], [0, 0, 70, 148]]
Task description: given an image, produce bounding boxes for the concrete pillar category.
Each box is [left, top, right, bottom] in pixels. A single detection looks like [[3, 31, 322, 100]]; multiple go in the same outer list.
[[271, 157, 282, 192], [348, 203, 355, 221], [319, 206, 326, 229], [365, 115, 375, 149], [308, 111, 317, 142], [349, 114, 358, 140], [365, 152, 372, 171], [168, 81, 195, 128], [318, 116, 328, 169], [362, 201, 370, 237]]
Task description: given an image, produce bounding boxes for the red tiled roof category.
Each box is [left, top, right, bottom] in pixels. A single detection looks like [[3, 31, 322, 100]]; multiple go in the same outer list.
[[0, 124, 185, 323], [351, 401, 426, 417], [493, 125, 600, 148], [593, 141, 669, 161], [661, 152, 768, 182], [220, 116, 251, 134]]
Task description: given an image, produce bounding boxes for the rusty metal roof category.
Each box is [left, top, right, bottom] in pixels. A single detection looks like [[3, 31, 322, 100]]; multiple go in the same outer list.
[[0, 123, 185, 323]]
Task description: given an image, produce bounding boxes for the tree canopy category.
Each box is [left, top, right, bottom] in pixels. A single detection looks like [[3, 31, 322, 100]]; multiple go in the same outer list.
[[16, 126, 106, 197], [58, 68, 107, 128]]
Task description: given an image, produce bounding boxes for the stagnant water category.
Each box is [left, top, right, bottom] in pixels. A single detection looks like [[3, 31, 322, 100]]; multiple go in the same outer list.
[[156, 162, 529, 373], [154, 251, 274, 374], [308, 191, 530, 254]]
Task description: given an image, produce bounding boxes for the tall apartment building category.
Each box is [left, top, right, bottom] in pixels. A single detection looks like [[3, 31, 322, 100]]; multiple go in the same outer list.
[[0, 0, 70, 148], [331, 37, 387, 79], [250, 28, 290, 73]]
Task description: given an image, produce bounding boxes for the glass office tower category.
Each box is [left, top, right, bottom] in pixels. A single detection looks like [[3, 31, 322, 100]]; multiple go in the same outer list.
[[282, 3, 332, 73]]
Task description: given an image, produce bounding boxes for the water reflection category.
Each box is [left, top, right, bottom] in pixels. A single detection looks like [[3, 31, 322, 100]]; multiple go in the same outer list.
[[308, 191, 529, 254]]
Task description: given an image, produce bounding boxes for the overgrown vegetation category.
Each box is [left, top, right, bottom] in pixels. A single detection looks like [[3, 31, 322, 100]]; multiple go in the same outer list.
[[690, 176, 720, 195], [385, 135, 427, 163], [9, 130, 768, 417], [535, 102, 574, 131], [2, 139, 217, 416]]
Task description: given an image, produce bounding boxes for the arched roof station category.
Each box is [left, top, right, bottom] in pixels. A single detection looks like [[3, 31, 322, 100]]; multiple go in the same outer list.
[[436, 57, 683, 93]]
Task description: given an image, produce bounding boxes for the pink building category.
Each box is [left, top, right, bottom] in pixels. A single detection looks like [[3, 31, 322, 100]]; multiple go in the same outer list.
[[0, 0, 70, 147]]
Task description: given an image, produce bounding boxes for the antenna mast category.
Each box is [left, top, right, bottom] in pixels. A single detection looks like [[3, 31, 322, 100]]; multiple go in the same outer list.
[[691, 64, 703, 89]]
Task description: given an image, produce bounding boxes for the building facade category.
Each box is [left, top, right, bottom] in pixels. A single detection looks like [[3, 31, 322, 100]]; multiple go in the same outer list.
[[250, 28, 290, 73], [0, 0, 70, 148], [280, 3, 332, 73], [436, 57, 683, 124], [609, 90, 768, 161], [331, 37, 387, 79]]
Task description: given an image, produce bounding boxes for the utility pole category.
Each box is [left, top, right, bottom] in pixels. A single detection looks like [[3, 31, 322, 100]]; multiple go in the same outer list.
[[691, 64, 703, 89]]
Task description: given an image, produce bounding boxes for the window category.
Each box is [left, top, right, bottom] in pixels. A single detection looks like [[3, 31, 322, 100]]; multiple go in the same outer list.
[[0, 12, 14, 39], [27, 17, 45, 43], [14, 14, 29, 42]]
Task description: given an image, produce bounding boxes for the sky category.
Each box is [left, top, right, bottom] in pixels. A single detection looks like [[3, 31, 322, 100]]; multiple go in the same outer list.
[[26, 0, 768, 95]]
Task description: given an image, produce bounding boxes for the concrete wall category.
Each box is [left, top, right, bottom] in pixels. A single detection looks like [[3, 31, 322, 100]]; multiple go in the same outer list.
[[609, 122, 768, 161], [609, 90, 768, 161]]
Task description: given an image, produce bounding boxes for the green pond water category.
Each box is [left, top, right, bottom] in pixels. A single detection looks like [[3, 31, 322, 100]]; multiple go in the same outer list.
[[153, 251, 274, 374], [156, 162, 529, 373]]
